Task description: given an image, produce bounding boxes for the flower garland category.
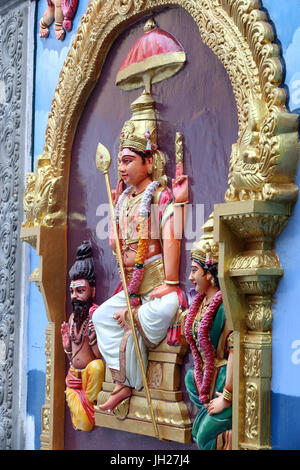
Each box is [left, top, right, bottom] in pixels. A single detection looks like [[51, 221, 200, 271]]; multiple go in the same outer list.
[[184, 289, 223, 404], [115, 181, 160, 306]]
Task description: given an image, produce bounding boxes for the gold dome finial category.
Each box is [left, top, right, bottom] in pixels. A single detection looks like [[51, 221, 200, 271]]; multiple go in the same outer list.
[[144, 17, 157, 33]]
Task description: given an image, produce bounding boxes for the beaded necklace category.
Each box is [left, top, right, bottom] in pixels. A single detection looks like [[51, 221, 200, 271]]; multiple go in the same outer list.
[[70, 316, 89, 345]]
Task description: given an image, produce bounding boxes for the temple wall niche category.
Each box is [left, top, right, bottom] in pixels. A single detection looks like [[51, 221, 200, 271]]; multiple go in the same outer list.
[[65, 5, 238, 449]]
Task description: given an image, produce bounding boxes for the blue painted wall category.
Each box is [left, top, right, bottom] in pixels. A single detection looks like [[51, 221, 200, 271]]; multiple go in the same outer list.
[[27, 0, 300, 449], [262, 0, 300, 450]]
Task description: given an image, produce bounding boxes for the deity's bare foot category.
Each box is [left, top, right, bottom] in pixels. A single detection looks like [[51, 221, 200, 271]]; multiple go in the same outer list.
[[39, 18, 50, 38], [54, 22, 65, 41], [99, 385, 131, 411]]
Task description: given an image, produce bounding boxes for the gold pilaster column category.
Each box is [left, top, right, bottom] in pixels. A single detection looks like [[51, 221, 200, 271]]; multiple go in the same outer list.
[[214, 200, 290, 450]]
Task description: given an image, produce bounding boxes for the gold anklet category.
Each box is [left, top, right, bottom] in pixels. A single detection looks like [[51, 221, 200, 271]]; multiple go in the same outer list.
[[40, 17, 50, 29]]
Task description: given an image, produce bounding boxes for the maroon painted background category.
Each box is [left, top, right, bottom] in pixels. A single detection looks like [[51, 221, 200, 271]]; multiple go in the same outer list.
[[65, 6, 238, 450]]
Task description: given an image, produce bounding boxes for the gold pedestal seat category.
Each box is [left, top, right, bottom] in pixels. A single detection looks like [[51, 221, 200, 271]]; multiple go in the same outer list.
[[95, 338, 192, 443]]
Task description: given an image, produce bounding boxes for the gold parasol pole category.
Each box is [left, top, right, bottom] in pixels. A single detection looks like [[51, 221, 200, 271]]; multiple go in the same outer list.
[[95, 142, 160, 440]]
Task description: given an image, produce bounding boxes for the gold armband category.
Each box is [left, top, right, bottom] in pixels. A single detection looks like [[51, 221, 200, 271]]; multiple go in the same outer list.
[[223, 387, 232, 403], [88, 338, 97, 346], [64, 348, 72, 354], [164, 279, 180, 285]]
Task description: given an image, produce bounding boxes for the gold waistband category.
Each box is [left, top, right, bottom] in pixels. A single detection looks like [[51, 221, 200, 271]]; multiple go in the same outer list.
[[125, 257, 165, 296], [69, 365, 83, 378]]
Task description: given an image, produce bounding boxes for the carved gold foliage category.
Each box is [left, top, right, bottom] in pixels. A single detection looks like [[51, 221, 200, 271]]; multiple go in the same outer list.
[[222, 212, 289, 240], [246, 298, 273, 331], [45, 330, 52, 402], [42, 406, 51, 433], [234, 278, 279, 296], [40, 324, 54, 449], [230, 251, 281, 271], [21, 0, 299, 229], [22, 156, 66, 228], [147, 361, 163, 388], [115, 0, 145, 15], [244, 349, 261, 377], [245, 382, 258, 440], [115, 0, 133, 15]]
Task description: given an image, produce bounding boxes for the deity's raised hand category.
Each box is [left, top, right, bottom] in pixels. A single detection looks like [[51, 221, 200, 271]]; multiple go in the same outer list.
[[172, 172, 189, 204], [172, 132, 188, 204], [61, 321, 71, 350]]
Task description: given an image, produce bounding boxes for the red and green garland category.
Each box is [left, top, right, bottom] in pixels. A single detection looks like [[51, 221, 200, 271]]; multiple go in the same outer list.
[[184, 289, 223, 404]]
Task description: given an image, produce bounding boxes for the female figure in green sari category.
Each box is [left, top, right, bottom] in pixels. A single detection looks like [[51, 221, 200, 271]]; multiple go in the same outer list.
[[184, 216, 233, 450]]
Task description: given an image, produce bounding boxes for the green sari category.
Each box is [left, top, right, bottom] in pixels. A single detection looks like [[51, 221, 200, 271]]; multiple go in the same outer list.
[[185, 303, 232, 450]]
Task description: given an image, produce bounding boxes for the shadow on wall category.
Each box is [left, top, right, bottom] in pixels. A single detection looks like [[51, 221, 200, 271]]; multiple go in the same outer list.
[[27, 369, 46, 450]]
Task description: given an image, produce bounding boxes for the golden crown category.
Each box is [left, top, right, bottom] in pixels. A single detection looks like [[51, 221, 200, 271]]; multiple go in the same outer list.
[[119, 91, 157, 153], [190, 213, 219, 263]]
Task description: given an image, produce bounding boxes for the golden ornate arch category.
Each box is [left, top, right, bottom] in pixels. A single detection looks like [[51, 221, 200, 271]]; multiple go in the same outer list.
[[21, 0, 299, 450]]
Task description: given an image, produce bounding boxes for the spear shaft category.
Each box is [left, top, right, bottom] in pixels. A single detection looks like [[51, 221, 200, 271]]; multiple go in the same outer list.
[[96, 143, 160, 439]]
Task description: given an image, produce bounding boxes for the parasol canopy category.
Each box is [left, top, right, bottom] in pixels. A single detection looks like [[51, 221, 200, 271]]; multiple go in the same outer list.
[[116, 18, 186, 92]]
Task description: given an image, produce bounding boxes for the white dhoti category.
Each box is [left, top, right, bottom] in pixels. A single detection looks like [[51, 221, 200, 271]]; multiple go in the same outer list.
[[92, 289, 179, 390]]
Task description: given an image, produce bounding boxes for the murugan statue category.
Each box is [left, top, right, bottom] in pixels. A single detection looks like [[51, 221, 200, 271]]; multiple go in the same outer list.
[[61, 240, 104, 431], [92, 19, 188, 414], [39, 0, 79, 41], [183, 215, 233, 450]]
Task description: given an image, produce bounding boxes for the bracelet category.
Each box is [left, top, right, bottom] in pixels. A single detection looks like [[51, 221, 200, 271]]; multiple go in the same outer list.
[[222, 387, 232, 402], [173, 201, 189, 206], [88, 338, 97, 346], [164, 279, 180, 285], [64, 348, 72, 354]]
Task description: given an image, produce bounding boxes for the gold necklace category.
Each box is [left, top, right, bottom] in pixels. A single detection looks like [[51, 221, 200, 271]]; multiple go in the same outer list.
[[195, 296, 211, 322]]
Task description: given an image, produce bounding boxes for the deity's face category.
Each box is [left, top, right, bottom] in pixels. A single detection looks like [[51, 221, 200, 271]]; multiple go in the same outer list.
[[189, 260, 210, 294], [70, 279, 94, 305], [118, 148, 153, 187]]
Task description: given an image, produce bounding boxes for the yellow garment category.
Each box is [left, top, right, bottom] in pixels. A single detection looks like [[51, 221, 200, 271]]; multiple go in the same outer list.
[[65, 359, 104, 431]]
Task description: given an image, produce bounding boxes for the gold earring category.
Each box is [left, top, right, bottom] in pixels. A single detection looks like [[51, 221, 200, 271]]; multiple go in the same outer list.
[[207, 273, 215, 286]]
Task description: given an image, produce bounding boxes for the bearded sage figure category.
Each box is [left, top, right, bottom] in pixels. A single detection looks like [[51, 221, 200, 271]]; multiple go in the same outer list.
[[61, 240, 104, 431]]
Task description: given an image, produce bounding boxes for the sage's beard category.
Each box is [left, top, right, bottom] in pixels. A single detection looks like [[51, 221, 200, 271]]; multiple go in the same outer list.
[[72, 297, 93, 330]]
